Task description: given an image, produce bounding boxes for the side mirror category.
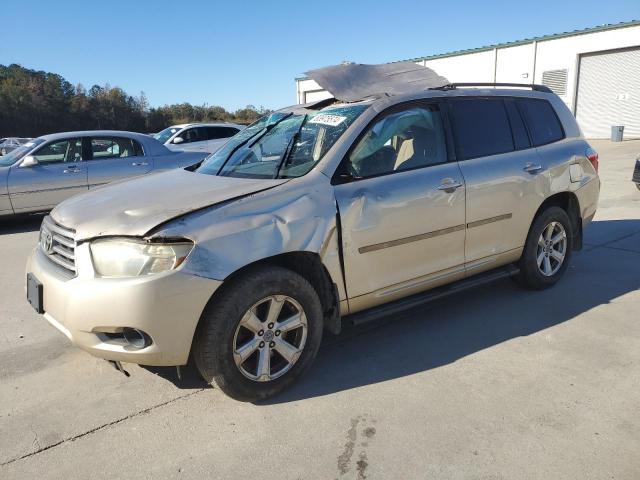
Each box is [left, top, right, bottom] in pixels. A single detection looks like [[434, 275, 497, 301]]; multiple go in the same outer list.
[[20, 155, 38, 168], [172, 136, 184, 144]]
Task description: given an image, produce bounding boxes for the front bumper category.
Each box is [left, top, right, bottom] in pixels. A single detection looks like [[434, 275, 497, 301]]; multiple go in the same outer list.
[[26, 246, 221, 366]]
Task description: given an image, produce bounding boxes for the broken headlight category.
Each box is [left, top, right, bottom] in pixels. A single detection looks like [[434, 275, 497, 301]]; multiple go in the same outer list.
[[90, 239, 193, 278]]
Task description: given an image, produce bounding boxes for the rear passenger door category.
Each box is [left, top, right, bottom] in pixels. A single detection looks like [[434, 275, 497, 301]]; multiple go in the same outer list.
[[447, 97, 550, 271], [334, 102, 467, 307], [86, 136, 152, 188]]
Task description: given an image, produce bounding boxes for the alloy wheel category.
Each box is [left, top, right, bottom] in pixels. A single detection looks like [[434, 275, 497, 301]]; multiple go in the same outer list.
[[536, 221, 567, 276], [232, 295, 308, 382]]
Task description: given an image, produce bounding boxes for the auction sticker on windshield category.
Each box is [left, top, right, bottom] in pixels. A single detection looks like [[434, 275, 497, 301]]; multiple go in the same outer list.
[[309, 114, 347, 127]]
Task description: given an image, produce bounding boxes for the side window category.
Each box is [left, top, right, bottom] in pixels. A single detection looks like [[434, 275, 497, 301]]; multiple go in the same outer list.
[[90, 137, 137, 160], [449, 98, 514, 160], [132, 139, 144, 156], [223, 127, 240, 138], [32, 139, 83, 164], [504, 100, 531, 150], [346, 105, 447, 178], [178, 128, 201, 143], [205, 127, 238, 140], [517, 98, 564, 146]]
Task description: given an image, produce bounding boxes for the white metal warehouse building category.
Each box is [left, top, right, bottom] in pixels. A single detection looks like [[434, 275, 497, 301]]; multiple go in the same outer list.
[[295, 20, 640, 139]]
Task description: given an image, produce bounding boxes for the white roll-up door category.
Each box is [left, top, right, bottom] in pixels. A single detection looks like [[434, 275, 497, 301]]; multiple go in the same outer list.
[[576, 47, 640, 139]]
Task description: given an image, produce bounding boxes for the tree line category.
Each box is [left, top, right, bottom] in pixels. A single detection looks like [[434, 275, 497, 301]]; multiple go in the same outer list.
[[0, 64, 270, 138]]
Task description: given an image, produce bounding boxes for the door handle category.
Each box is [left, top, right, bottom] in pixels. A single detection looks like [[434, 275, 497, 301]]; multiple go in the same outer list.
[[523, 163, 544, 174], [63, 166, 82, 174], [437, 179, 463, 192], [131, 161, 149, 167]]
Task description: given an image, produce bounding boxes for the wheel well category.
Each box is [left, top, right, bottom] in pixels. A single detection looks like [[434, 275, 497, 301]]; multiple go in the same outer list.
[[533, 192, 582, 250], [219, 252, 342, 335]]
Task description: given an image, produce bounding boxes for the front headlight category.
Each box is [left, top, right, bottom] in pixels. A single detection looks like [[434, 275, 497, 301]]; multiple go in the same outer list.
[[90, 239, 193, 278]]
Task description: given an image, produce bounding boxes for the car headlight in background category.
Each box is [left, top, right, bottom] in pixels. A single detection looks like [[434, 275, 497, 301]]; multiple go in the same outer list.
[[90, 239, 193, 278]]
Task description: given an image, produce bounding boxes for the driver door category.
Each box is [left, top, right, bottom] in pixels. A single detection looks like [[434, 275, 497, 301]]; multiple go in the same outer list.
[[174, 127, 209, 152], [333, 102, 467, 310], [8, 138, 88, 212]]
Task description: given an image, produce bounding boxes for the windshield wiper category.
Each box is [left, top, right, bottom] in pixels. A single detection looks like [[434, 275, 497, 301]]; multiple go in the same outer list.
[[275, 114, 307, 179], [215, 112, 294, 175]]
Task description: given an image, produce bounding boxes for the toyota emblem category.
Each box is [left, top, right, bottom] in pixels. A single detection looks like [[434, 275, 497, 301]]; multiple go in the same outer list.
[[40, 228, 54, 254]]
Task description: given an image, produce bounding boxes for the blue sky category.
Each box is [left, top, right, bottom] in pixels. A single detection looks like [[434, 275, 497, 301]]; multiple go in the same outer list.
[[2, 0, 638, 110]]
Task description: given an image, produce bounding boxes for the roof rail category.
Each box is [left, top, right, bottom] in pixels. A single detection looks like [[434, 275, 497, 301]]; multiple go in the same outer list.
[[431, 83, 553, 93]]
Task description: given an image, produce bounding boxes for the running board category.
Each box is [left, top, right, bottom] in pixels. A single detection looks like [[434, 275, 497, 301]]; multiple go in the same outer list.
[[346, 265, 520, 326]]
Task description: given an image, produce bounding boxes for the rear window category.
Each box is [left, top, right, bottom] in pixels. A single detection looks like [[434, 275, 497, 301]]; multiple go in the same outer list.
[[449, 98, 514, 160], [517, 98, 564, 146], [205, 127, 239, 140]]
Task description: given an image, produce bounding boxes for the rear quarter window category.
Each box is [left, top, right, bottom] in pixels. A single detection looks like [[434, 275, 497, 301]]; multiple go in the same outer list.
[[517, 98, 564, 146], [449, 98, 515, 160]]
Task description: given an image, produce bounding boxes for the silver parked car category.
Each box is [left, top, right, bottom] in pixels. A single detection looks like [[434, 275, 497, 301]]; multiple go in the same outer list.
[[1, 131, 207, 216], [0, 137, 32, 156], [153, 123, 244, 154], [26, 64, 599, 401]]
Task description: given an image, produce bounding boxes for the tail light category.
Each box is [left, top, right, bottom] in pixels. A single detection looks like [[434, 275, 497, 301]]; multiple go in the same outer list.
[[586, 147, 599, 172]]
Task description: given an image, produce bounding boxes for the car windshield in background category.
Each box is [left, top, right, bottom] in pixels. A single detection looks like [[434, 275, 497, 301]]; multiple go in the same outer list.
[[153, 127, 182, 144], [197, 104, 368, 179], [0, 139, 44, 167]]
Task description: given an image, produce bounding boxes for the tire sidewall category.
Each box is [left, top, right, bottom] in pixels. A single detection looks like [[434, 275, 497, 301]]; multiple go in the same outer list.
[[519, 206, 573, 289], [195, 266, 323, 401]]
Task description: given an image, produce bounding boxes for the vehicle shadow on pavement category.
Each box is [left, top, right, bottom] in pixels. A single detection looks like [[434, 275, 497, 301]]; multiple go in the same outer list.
[[0, 213, 45, 234], [261, 219, 640, 404], [140, 220, 640, 400]]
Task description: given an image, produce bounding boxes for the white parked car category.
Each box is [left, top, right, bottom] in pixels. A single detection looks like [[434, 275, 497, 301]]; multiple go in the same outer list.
[[0, 137, 32, 156], [153, 123, 243, 154]]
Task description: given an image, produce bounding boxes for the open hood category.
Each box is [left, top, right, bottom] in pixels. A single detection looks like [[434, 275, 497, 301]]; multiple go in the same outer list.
[[51, 169, 288, 241], [306, 61, 449, 102]]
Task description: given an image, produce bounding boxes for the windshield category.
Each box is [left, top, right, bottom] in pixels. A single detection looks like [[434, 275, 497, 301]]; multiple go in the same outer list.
[[0, 139, 44, 166], [197, 104, 368, 179], [153, 126, 183, 144]]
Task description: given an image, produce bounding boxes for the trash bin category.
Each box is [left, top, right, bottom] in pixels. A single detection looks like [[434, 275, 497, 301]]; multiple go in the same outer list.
[[611, 125, 624, 142]]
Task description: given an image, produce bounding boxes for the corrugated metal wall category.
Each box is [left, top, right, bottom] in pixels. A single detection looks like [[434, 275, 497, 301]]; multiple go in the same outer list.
[[576, 47, 640, 138]]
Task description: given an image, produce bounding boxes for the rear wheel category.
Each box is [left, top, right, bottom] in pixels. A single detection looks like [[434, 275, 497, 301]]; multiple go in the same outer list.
[[193, 266, 323, 401], [516, 206, 573, 290]]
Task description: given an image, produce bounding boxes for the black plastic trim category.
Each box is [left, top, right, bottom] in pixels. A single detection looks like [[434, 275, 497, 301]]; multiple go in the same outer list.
[[431, 83, 553, 93], [346, 265, 520, 326]]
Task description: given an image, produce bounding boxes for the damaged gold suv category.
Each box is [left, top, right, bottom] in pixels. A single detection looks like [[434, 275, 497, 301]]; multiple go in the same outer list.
[[26, 63, 599, 401]]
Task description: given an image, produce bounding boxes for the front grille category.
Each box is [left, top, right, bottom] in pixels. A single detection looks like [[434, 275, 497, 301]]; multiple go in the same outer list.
[[633, 160, 640, 184], [40, 216, 77, 276]]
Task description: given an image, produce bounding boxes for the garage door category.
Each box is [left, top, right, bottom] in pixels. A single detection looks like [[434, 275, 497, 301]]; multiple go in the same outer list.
[[576, 47, 640, 139]]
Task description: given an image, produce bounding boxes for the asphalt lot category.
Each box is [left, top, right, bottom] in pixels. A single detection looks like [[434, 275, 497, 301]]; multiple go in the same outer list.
[[1, 139, 639, 479]]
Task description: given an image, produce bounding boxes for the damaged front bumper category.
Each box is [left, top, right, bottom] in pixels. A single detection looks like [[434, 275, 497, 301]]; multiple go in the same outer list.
[[26, 245, 221, 366]]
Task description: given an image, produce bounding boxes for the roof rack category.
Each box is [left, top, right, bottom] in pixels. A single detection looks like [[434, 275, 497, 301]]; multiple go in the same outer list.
[[431, 83, 553, 93]]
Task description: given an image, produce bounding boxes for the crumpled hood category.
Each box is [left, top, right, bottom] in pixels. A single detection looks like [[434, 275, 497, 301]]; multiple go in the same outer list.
[[51, 169, 288, 241]]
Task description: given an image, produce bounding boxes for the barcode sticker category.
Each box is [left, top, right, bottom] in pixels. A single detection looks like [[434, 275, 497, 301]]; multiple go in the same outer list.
[[309, 114, 347, 127]]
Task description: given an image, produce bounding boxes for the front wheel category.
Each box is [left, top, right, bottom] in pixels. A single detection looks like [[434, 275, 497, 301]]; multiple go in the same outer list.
[[516, 206, 573, 290], [193, 266, 323, 401]]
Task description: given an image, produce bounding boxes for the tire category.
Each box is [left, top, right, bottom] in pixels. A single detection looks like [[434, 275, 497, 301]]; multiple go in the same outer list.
[[515, 206, 573, 290], [193, 265, 323, 401]]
